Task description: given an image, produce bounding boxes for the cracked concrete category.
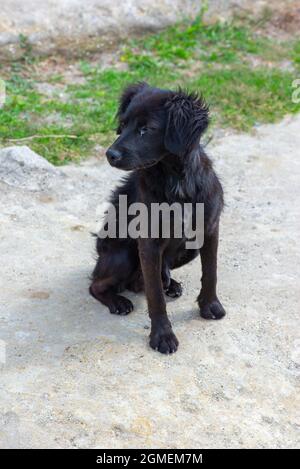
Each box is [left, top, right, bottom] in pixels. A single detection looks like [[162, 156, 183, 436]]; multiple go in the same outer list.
[[0, 115, 299, 448]]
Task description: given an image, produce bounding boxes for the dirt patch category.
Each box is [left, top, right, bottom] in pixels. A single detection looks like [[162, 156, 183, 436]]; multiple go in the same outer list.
[[253, 1, 300, 40], [270, 6, 300, 34]]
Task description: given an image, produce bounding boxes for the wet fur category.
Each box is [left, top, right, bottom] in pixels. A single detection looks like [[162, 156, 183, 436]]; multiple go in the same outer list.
[[90, 83, 226, 354]]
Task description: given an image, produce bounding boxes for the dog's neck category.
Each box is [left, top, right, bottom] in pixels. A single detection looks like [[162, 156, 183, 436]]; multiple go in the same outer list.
[[139, 146, 206, 201], [161, 146, 202, 200], [160, 153, 184, 179]]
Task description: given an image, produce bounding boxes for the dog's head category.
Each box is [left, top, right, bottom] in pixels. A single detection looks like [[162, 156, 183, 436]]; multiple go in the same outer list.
[[106, 82, 209, 170]]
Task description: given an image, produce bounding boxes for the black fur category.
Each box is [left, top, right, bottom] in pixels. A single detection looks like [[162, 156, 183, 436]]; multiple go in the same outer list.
[[90, 83, 226, 354]]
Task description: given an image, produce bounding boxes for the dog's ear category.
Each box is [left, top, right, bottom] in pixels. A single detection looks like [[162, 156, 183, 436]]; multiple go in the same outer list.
[[116, 82, 149, 129], [164, 91, 209, 156]]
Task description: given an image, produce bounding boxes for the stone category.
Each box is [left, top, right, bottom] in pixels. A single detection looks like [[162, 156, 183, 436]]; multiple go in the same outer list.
[[0, 146, 62, 190]]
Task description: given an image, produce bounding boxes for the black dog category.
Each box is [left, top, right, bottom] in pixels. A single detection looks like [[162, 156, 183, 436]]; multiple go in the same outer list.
[[90, 82, 226, 354]]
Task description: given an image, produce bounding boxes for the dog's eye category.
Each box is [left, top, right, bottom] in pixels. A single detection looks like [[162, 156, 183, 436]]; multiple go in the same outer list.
[[139, 126, 147, 136]]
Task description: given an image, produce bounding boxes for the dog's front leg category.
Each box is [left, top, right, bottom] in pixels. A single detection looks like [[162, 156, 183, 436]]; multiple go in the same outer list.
[[138, 239, 179, 353], [197, 223, 226, 320]]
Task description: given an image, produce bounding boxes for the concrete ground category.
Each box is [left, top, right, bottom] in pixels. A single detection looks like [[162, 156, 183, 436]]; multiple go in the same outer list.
[[0, 115, 299, 448]]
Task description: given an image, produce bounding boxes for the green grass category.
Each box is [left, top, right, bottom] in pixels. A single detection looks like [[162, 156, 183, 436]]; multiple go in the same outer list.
[[0, 16, 299, 164], [122, 19, 291, 65], [192, 67, 298, 129]]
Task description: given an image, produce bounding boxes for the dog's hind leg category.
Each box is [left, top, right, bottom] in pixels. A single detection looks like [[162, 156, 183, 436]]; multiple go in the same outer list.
[[161, 248, 200, 298], [161, 261, 182, 298], [126, 267, 144, 293], [126, 264, 183, 298], [164, 278, 183, 298], [90, 277, 134, 315], [90, 240, 138, 315], [170, 248, 200, 269]]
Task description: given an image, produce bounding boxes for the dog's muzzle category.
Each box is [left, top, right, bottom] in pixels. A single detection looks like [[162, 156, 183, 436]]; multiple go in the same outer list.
[[106, 148, 123, 166]]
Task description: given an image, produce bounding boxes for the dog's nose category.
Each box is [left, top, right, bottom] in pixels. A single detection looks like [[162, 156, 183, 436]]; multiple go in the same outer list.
[[106, 148, 122, 164]]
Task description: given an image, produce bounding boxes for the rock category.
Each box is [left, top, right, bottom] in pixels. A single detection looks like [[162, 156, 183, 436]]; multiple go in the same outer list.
[[0, 146, 62, 190]]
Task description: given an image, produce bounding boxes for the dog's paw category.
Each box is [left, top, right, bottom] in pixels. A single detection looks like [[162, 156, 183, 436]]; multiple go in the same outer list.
[[198, 297, 226, 320], [164, 278, 183, 298], [109, 295, 134, 315], [149, 323, 179, 354]]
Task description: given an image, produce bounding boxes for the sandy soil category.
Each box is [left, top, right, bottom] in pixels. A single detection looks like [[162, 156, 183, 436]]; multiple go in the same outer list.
[[0, 114, 299, 448]]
